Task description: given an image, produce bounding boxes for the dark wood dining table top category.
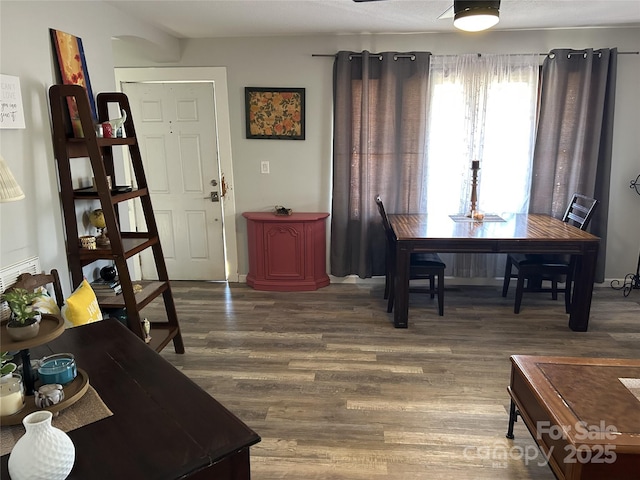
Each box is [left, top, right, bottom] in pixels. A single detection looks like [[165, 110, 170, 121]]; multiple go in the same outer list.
[[388, 213, 599, 253]]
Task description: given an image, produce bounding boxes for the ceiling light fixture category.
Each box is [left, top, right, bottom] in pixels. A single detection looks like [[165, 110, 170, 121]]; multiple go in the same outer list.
[[454, 0, 500, 32]]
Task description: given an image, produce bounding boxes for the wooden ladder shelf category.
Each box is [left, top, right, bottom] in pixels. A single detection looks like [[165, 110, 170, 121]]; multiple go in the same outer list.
[[48, 84, 184, 354]]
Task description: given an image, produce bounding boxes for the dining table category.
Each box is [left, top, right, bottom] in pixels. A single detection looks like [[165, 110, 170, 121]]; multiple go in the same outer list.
[[387, 213, 600, 330]]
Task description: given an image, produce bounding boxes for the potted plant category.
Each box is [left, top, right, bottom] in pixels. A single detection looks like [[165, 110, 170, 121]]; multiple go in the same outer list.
[[1, 288, 42, 341]]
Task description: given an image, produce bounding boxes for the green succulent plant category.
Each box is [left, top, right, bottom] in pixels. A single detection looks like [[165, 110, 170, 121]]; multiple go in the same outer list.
[[1, 351, 17, 377], [1, 288, 41, 325]]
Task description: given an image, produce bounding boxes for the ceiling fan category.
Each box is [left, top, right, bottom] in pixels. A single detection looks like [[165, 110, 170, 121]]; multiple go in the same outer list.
[[352, 0, 501, 32]]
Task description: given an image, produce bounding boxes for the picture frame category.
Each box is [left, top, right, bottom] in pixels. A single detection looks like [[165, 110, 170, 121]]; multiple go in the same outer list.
[[245, 87, 305, 140], [0, 74, 25, 129], [50, 29, 97, 137]]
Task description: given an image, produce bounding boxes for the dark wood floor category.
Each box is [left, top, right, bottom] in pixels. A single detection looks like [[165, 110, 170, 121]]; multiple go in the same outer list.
[[149, 282, 640, 480]]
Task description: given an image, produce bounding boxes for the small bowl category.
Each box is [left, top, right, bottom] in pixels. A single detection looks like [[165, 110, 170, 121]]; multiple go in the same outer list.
[[38, 354, 77, 386], [79, 235, 96, 250]]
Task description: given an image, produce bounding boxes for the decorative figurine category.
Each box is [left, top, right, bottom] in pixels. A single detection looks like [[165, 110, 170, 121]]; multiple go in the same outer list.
[[108, 110, 127, 138], [141, 318, 151, 344], [34, 384, 64, 408], [100, 265, 117, 281]]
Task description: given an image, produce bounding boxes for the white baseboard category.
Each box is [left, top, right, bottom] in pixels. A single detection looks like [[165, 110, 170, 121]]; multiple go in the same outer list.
[[235, 274, 620, 289]]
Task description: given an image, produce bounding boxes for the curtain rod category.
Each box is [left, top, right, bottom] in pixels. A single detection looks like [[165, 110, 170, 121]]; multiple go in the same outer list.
[[312, 51, 639, 58]]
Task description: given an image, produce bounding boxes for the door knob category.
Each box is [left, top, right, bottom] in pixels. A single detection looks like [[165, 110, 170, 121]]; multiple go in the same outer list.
[[205, 191, 219, 202]]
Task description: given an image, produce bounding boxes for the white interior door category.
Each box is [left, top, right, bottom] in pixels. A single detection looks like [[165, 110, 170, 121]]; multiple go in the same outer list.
[[122, 82, 225, 281]]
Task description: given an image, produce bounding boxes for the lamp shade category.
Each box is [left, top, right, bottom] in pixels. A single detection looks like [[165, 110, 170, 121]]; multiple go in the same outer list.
[[454, 0, 500, 32], [0, 154, 25, 202]]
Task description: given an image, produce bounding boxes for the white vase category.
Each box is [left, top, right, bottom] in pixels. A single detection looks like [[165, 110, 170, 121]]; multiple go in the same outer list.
[[8, 410, 75, 480]]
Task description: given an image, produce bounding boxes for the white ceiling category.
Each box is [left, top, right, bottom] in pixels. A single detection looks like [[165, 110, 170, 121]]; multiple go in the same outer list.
[[105, 0, 640, 39]]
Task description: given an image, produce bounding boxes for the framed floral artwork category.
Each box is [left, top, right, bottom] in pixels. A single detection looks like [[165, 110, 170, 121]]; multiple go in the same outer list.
[[245, 87, 305, 140], [50, 29, 96, 137]]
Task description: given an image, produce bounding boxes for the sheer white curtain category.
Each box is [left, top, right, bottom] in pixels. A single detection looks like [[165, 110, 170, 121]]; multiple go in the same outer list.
[[424, 54, 540, 277]]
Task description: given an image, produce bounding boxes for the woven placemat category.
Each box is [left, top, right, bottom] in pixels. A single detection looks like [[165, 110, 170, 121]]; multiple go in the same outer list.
[[0, 385, 112, 456], [619, 378, 640, 402]]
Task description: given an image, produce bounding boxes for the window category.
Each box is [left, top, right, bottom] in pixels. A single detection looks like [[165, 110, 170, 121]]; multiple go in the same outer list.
[[425, 55, 540, 216]]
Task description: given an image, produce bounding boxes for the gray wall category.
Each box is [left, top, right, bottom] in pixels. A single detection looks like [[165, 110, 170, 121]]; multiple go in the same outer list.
[[1, 0, 638, 292], [0, 1, 178, 294], [115, 28, 640, 281]]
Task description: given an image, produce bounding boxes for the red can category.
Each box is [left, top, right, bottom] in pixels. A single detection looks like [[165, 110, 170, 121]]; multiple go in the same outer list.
[[102, 122, 113, 138]]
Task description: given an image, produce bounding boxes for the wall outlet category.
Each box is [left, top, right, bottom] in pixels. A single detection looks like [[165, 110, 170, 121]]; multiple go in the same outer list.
[[261, 161, 270, 174]]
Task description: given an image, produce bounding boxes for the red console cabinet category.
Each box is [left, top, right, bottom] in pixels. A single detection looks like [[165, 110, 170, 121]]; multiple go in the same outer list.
[[243, 212, 330, 291]]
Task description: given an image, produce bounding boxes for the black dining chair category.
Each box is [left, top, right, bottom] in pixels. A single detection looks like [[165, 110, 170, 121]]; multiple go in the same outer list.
[[375, 195, 446, 316], [502, 193, 599, 314]]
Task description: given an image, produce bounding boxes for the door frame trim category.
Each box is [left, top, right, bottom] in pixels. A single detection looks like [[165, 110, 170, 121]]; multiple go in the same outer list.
[[114, 67, 238, 282]]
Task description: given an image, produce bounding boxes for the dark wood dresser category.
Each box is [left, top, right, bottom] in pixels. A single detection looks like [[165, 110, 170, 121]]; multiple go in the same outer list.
[[1, 319, 260, 479]]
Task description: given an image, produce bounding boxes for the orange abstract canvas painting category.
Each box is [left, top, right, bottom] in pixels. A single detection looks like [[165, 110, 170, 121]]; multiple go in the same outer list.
[[245, 87, 305, 140], [50, 29, 96, 137]]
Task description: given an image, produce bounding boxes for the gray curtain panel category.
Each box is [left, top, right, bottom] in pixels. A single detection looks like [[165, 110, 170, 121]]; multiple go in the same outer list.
[[330, 51, 432, 278], [530, 48, 618, 282]]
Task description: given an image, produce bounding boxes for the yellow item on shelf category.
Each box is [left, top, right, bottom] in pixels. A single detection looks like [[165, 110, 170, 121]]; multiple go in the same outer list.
[[61, 279, 102, 327]]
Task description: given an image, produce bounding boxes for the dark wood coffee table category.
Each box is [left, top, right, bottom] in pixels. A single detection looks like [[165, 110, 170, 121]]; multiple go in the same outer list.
[[1, 319, 261, 479], [506, 355, 640, 480]]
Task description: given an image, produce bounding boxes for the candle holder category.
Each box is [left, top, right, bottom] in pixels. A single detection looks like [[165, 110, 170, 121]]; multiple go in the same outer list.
[[466, 160, 483, 219], [0, 373, 25, 416], [37, 354, 77, 386]]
